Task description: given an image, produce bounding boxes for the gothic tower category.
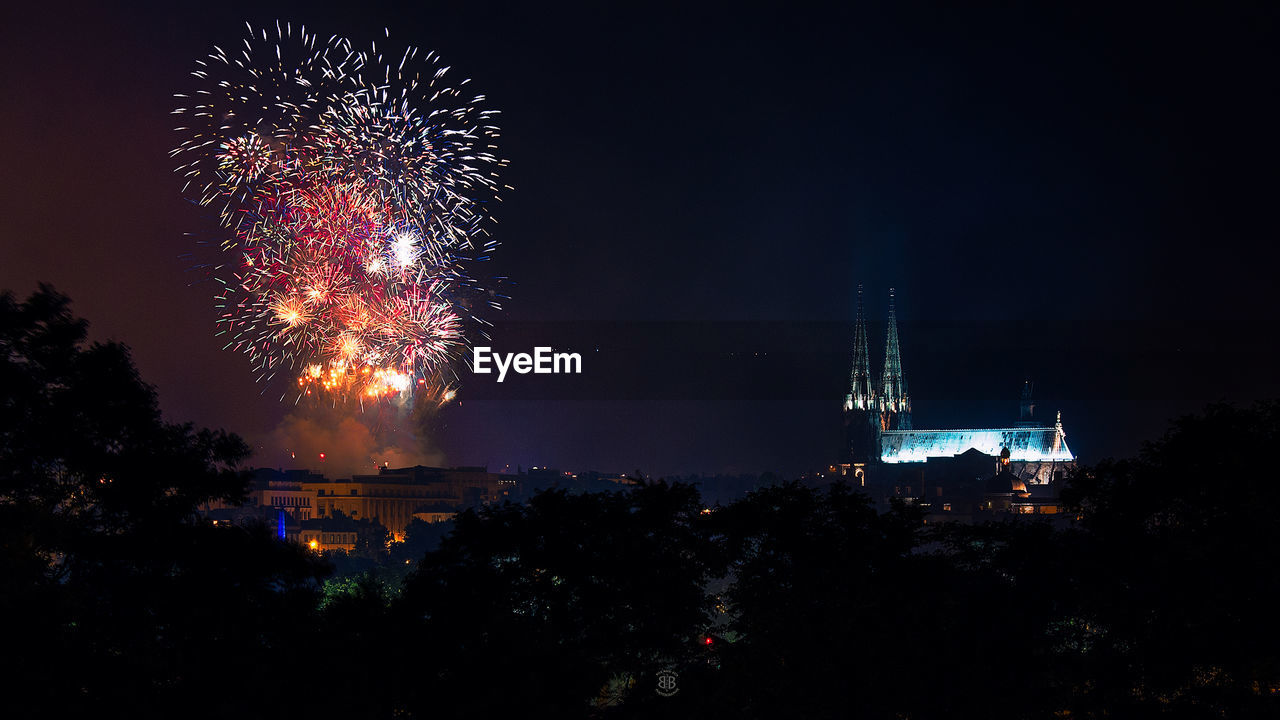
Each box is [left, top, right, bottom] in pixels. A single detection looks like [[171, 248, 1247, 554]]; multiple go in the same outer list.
[[844, 285, 875, 412], [878, 288, 912, 430], [843, 285, 880, 463]]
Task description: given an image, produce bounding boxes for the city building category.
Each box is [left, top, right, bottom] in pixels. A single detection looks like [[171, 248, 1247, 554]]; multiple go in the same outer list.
[[200, 465, 519, 543], [305, 465, 515, 540], [837, 286, 1076, 515], [296, 518, 359, 553]]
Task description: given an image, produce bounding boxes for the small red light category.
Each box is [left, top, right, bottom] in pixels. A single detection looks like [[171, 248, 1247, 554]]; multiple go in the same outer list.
[[703, 637, 713, 646], [319, 453, 326, 460]]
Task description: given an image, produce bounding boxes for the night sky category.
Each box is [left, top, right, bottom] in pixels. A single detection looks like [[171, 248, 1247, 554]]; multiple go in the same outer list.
[[3, 1, 1277, 477]]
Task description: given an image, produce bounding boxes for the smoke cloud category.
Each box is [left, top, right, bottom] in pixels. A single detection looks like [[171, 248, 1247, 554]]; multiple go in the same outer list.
[[259, 402, 446, 479]]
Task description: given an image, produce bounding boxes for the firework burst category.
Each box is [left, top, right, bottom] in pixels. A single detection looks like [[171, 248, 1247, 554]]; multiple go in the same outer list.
[[172, 21, 506, 404]]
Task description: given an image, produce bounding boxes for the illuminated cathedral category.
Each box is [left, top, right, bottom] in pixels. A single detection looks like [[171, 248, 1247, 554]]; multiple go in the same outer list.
[[842, 287, 1074, 489]]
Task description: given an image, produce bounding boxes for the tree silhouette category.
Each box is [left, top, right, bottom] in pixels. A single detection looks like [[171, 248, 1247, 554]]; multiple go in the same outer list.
[[0, 285, 327, 718], [680, 483, 929, 719], [390, 481, 716, 717], [1057, 402, 1280, 717]]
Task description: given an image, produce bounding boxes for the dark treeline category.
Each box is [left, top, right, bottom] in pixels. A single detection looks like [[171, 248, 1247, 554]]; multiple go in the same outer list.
[[3, 285, 1279, 719]]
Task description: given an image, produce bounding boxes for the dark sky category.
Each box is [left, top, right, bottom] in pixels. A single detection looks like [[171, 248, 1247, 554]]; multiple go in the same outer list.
[[3, 1, 1278, 477]]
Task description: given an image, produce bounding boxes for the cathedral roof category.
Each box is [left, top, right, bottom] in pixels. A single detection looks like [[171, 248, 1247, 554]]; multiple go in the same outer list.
[[879, 426, 1074, 464], [985, 470, 1029, 495]]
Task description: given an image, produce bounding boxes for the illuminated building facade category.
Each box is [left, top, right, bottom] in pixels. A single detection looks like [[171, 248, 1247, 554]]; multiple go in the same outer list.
[[200, 466, 517, 543], [249, 476, 317, 520], [305, 465, 512, 540], [841, 288, 1075, 492], [880, 420, 1072, 465], [297, 519, 358, 553]]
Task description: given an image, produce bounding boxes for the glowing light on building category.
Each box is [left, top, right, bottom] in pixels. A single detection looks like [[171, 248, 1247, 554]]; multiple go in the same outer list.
[[878, 427, 1074, 463]]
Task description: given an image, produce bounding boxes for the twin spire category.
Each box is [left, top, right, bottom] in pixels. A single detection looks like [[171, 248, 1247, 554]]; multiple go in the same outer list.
[[844, 286, 912, 430], [845, 285, 874, 411]]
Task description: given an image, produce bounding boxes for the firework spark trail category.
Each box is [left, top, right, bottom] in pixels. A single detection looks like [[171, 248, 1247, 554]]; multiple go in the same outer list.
[[172, 22, 507, 404]]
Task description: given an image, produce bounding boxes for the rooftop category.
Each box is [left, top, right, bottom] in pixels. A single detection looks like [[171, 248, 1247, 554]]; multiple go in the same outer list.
[[880, 426, 1074, 464]]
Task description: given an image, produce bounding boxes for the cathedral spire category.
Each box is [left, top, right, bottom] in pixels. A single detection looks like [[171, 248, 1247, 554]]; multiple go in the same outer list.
[[844, 285, 875, 411], [879, 288, 911, 430]]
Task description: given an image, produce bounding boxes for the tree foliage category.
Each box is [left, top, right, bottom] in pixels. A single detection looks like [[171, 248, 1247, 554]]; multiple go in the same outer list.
[[390, 481, 715, 717], [0, 286, 327, 718]]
